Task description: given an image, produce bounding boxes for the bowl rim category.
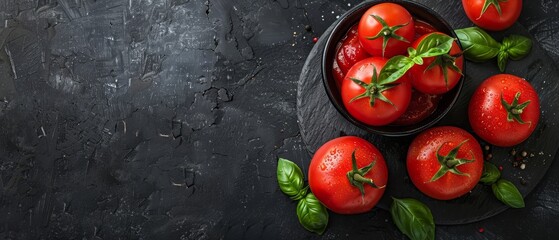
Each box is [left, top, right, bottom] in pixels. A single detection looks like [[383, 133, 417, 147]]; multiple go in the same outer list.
[[321, 0, 465, 137]]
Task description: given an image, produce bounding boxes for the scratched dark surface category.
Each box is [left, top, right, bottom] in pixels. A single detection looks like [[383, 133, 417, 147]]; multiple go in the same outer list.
[[0, 0, 557, 240]]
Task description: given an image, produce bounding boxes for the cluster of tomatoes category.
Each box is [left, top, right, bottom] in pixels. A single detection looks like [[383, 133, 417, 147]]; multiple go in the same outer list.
[[310, 1, 539, 214], [333, 3, 463, 127]]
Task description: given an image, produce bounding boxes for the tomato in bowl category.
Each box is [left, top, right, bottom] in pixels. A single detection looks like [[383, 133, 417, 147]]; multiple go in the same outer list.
[[322, 0, 464, 136]]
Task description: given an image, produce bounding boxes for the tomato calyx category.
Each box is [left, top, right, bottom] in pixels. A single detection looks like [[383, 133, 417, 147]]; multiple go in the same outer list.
[[346, 150, 385, 197], [501, 92, 531, 124], [349, 67, 399, 107], [424, 53, 463, 89], [479, 0, 506, 18], [365, 14, 410, 57], [430, 140, 475, 182]]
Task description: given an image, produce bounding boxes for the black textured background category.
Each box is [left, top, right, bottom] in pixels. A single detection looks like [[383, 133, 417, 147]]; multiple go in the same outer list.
[[0, 0, 558, 239]]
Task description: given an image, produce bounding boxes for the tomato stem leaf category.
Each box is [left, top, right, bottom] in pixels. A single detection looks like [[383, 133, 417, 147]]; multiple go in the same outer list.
[[346, 150, 384, 197], [349, 68, 400, 108], [365, 14, 410, 57], [480, 0, 505, 18], [430, 140, 475, 182], [500, 92, 531, 125]]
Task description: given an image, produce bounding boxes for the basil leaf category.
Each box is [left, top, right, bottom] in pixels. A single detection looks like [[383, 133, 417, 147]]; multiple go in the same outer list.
[[502, 34, 532, 60], [277, 158, 307, 200], [297, 193, 328, 235], [479, 162, 501, 185], [414, 33, 454, 58], [455, 27, 501, 62], [379, 55, 415, 84], [391, 198, 435, 240], [492, 179, 525, 208]]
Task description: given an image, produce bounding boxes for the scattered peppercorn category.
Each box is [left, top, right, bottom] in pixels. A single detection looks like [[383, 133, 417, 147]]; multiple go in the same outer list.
[[520, 178, 527, 185], [484, 145, 490, 151], [479, 227, 485, 233], [486, 153, 493, 160], [511, 149, 517, 156], [521, 151, 528, 157], [520, 163, 526, 170], [305, 25, 312, 32], [498, 165, 503, 171]]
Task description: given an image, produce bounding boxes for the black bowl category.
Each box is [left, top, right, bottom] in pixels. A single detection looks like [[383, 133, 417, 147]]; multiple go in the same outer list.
[[322, 0, 464, 137]]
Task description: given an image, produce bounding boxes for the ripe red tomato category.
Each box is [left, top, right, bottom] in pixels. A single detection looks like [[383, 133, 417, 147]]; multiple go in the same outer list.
[[468, 74, 540, 147], [409, 33, 464, 94], [341, 57, 412, 126], [392, 90, 441, 126], [414, 19, 437, 37], [462, 0, 522, 31], [308, 136, 388, 214], [336, 25, 370, 74], [357, 3, 415, 57], [407, 126, 484, 200]]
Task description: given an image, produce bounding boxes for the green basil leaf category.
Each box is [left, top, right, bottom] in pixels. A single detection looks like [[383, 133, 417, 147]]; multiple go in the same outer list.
[[297, 193, 328, 235], [277, 158, 307, 200], [455, 27, 501, 62], [379, 55, 415, 84], [415, 33, 454, 58], [502, 34, 532, 60], [479, 162, 501, 185], [492, 179, 525, 208], [391, 198, 435, 240]]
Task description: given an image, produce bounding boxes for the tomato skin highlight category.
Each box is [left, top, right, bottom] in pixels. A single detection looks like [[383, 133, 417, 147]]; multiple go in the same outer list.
[[341, 57, 412, 126], [409, 33, 464, 95], [462, 0, 522, 31], [357, 3, 415, 57], [308, 136, 388, 214], [468, 74, 540, 147], [336, 25, 370, 74], [407, 126, 484, 200]]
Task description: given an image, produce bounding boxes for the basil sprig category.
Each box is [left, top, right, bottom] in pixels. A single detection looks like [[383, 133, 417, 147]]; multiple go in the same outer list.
[[379, 33, 454, 84], [455, 27, 532, 72], [478, 161, 525, 208], [277, 158, 328, 235], [492, 179, 525, 208], [390, 198, 435, 240], [297, 193, 329, 235], [479, 162, 501, 185]]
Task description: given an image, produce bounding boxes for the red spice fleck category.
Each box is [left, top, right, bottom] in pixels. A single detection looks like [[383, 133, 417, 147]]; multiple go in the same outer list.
[[479, 227, 485, 233], [312, 37, 318, 43], [498, 165, 503, 171]]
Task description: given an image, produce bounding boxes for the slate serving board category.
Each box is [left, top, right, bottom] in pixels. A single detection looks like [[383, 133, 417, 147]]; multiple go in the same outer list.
[[297, 0, 559, 225]]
